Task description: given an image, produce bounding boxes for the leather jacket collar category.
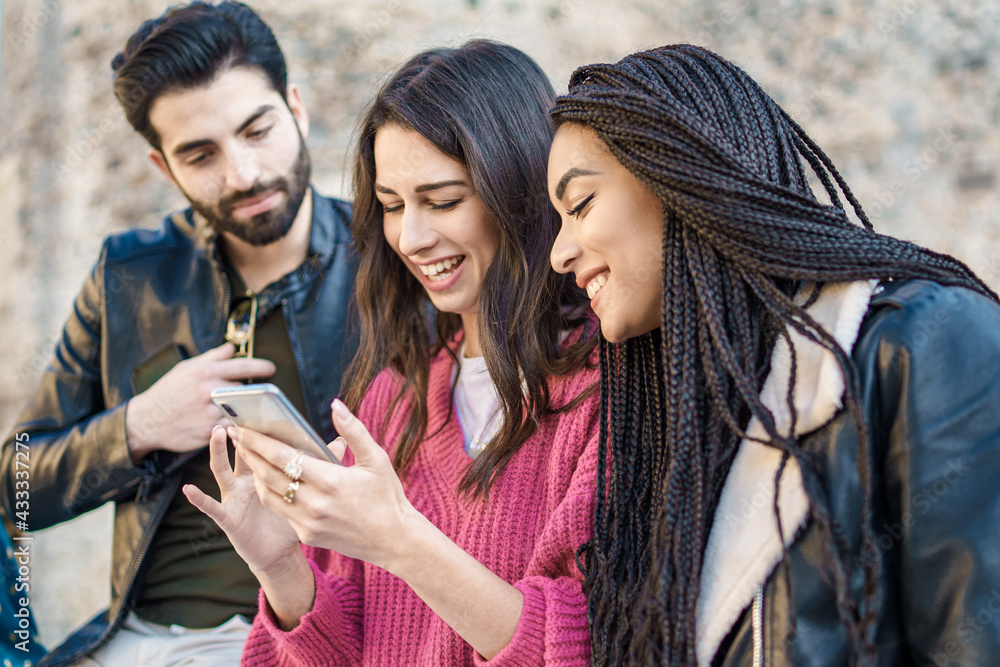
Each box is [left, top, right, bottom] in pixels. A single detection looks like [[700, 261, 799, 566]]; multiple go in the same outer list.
[[708, 280, 1000, 665]]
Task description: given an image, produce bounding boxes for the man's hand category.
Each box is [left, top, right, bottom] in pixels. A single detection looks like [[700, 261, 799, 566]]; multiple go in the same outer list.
[[124, 342, 275, 462]]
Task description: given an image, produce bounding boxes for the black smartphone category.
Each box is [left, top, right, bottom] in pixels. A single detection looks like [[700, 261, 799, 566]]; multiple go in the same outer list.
[[210, 383, 340, 465]]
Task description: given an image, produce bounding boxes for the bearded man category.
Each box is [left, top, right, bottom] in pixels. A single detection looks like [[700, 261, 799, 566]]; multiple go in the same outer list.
[[0, 3, 358, 665]]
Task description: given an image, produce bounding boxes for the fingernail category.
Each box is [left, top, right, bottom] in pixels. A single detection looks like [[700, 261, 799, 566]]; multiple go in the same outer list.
[[332, 399, 351, 421], [227, 426, 240, 444]]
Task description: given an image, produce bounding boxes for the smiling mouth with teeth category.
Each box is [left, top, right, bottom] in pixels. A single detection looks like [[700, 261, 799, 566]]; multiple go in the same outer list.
[[586, 273, 608, 299], [419, 256, 465, 281]]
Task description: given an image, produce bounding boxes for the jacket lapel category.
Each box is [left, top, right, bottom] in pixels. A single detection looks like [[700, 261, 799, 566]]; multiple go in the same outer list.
[[696, 280, 877, 666]]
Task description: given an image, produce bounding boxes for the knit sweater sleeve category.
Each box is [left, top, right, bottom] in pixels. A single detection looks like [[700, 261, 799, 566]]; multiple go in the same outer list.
[[479, 408, 600, 665], [240, 549, 365, 666], [240, 374, 399, 666]]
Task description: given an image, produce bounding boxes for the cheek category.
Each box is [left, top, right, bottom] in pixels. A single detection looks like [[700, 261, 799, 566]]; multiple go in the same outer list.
[[382, 214, 401, 253], [460, 206, 500, 266], [382, 215, 415, 273], [606, 223, 663, 320], [380, 216, 417, 277], [181, 172, 225, 207], [613, 256, 660, 313], [481, 226, 501, 266], [621, 200, 664, 281], [272, 125, 303, 160], [627, 237, 663, 291], [629, 232, 664, 334]]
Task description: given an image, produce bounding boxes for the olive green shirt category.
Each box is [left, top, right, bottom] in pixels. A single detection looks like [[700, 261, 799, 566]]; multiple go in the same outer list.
[[133, 258, 308, 628]]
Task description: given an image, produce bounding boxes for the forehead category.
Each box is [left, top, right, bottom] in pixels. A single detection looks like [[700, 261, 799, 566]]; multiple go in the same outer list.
[[548, 124, 613, 181], [148, 66, 285, 151], [373, 125, 467, 186]]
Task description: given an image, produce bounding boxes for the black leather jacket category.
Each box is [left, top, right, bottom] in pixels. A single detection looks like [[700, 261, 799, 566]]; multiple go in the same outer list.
[[714, 280, 1000, 666], [0, 190, 359, 666]]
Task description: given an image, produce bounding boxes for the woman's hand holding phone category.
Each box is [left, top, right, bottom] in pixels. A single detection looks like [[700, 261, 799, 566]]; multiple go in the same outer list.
[[186, 397, 419, 630], [203, 399, 522, 657], [230, 399, 418, 571]]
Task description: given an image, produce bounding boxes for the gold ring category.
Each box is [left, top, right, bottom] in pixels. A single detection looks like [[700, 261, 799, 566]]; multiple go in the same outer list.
[[283, 452, 305, 482], [282, 480, 300, 504]]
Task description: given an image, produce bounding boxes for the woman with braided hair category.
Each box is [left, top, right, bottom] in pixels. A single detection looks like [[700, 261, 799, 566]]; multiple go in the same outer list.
[[547, 44, 1000, 666]]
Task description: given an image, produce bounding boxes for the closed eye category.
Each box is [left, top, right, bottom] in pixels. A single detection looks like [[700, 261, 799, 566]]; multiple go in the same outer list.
[[187, 152, 212, 166], [247, 125, 273, 140], [381, 198, 462, 214], [567, 192, 595, 218]]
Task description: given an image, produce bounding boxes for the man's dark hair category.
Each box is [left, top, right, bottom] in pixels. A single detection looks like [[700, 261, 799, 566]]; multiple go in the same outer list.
[[552, 44, 996, 666], [111, 1, 288, 149]]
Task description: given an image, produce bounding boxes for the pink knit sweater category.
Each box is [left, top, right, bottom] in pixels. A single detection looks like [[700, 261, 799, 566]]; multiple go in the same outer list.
[[241, 338, 600, 666]]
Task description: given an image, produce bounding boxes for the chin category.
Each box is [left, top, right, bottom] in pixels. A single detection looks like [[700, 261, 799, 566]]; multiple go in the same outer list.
[[600, 319, 659, 344], [599, 321, 630, 344]]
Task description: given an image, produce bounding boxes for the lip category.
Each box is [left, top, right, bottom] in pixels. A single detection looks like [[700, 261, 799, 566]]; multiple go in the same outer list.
[[418, 259, 464, 292], [589, 278, 607, 312], [574, 266, 610, 311], [414, 254, 463, 267], [575, 266, 609, 291], [576, 266, 608, 290], [230, 190, 282, 218]]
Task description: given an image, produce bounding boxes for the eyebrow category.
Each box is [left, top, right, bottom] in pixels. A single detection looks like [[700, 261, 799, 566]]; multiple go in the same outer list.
[[554, 167, 599, 200], [374, 180, 470, 195], [171, 104, 276, 158]]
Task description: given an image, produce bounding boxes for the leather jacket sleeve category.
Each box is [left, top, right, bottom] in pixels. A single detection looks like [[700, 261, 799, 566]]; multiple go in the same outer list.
[[0, 245, 144, 531], [875, 281, 1000, 664]]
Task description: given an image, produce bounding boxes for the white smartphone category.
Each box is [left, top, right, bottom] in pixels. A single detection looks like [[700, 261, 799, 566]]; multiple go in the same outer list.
[[210, 383, 341, 465]]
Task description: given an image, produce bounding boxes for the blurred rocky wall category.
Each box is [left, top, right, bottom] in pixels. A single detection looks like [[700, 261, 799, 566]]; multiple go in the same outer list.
[[1, 0, 998, 649]]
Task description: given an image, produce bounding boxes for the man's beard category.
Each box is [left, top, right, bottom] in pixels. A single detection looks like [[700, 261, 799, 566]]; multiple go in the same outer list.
[[188, 136, 311, 246]]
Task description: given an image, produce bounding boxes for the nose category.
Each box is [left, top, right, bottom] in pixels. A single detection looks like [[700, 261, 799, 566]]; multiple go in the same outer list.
[[549, 220, 580, 275], [224, 146, 261, 192], [395, 206, 437, 257]]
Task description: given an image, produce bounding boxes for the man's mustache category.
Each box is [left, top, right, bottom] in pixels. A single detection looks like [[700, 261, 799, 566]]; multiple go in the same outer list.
[[219, 178, 289, 213]]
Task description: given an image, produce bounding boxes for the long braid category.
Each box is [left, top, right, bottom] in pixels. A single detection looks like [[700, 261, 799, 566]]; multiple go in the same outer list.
[[553, 44, 997, 666]]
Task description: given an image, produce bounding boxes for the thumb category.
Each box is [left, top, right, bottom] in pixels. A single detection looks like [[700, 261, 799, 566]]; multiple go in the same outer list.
[[328, 436, 348, 463], [330, 399, 381, 466]]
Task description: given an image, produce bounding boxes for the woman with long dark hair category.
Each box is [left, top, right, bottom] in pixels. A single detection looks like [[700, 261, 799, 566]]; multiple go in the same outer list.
[[186, 40, 599, 665], [547, 44, 1000, 666]]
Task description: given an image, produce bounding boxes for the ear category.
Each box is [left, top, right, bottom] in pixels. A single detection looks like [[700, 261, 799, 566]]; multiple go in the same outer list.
[[148, 149, 179, 188], [286, 83, 310, 141]]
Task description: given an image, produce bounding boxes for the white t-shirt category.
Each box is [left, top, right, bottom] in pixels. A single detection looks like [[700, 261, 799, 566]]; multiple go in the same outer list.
[[453, 320, 574, 456], [453, 345, 503, 457]]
